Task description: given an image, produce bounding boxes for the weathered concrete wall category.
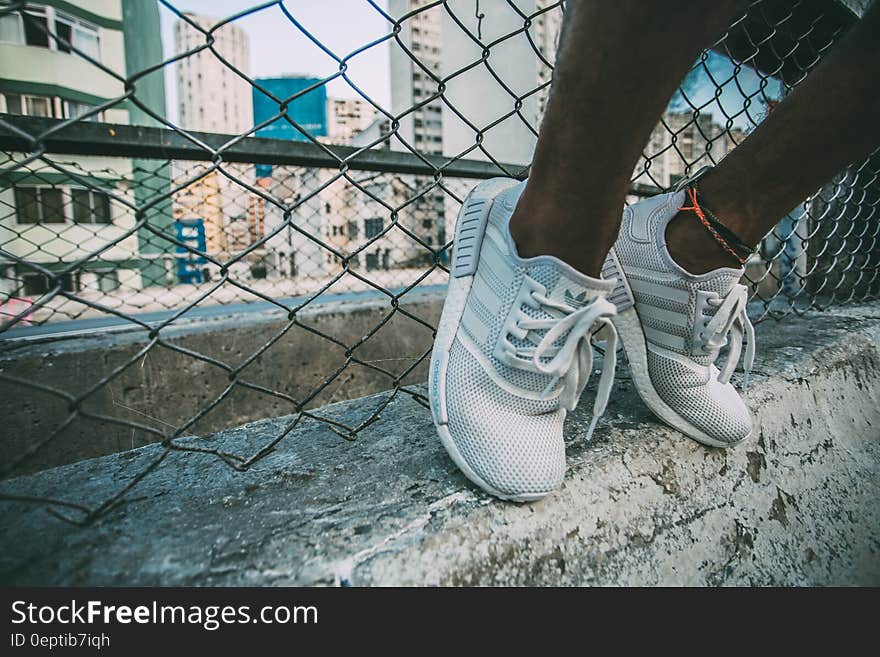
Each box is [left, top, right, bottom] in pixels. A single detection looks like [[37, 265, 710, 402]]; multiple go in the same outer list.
[[0, 290, 442, 474], [1, 303, 878, 586]]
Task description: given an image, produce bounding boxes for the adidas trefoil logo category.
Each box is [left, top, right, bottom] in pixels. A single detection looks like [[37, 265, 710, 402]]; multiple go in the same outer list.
[[564, 288, 591, 308]]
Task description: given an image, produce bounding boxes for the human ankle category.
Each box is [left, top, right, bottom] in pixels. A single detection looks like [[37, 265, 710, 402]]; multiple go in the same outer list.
[[665, 209, 748, 275], [695, 169, 764, 246], [509, 207, 609, 278]]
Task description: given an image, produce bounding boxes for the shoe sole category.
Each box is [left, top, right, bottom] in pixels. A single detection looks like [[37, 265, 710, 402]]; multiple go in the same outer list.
[[602, 248, 750, 448], [429, 178, 552, 503]]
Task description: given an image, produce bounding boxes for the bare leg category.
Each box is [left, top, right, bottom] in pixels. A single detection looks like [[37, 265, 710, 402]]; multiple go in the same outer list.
[[510, 0, 749, 277], [669, 0, 880, 274]]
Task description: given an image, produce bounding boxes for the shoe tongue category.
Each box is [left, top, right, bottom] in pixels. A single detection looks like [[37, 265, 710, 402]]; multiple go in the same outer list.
[[528, 261, 616, 310]]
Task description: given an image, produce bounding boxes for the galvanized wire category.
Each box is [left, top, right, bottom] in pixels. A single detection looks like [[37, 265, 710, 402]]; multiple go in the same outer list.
[[0, 0, 876, 523]]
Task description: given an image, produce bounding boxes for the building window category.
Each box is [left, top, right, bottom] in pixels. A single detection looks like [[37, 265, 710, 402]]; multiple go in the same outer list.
[[14, 185, 112, 225], [0, 5, 100, 57], [0, 9, 24, 44], [71, 188, 111, 224], [21, 6, 50, 48], [63, 99, 100, 121], [347, 220, 358, 240], [2, 92, 101, 121], [21, 271, 79, 296], [1, 92, 54, 117], [364, 217, 383, 238], [95, 269, 120, 292], [13, 186, 64, 223]]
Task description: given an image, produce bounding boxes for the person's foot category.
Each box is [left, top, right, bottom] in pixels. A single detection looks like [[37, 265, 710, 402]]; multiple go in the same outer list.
[[430, 178, 619, 501], [602, 189, 755, 447]]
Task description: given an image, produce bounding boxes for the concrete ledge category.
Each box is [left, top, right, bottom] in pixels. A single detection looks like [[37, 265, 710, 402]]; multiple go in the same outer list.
[[1, 303, 879, 586]]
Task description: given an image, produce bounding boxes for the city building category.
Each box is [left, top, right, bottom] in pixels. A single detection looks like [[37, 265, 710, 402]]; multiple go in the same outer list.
[[253, 76, 327, 142], [248, 77, 334, 280], [172, 12, 254, 272], [386, 0, 563, 268], [634, 111, 749, 192], [326, 98, 375, 145], [171, 164, 228, 255], [350, 116, 392, 150], [174, 13, 252, 135], [248, 87, 383, 281], [388, 0, 444, 156], [386, 0, 447, 263], [332, 173, 442, 276], [0, 0, 168, 312], [438, 0, 563, 165]]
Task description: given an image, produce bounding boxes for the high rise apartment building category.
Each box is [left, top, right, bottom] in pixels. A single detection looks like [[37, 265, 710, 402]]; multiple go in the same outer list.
[[0, 0, 169, 310], [388, 0, 443, 156], [174, 13, 252, 134], [172, 12, 254, 276]]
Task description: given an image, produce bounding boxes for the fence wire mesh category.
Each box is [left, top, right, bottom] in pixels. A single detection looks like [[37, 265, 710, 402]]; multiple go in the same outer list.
[[0, 0, 877, 523]]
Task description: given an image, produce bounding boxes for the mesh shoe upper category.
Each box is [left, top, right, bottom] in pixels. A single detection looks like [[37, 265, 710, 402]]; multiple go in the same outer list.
[[446, 338, 565, 495], [609, 190, 754, 444]]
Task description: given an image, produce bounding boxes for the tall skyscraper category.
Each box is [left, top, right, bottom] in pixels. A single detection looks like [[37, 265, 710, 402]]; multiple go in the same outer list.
[[172, 13, 253, 266], [439, 0, 563, 166], [387, 1, 563, 269], [388, 0, 444, 156], [174, 13, 252, 134], [386, 0, 447, 266]]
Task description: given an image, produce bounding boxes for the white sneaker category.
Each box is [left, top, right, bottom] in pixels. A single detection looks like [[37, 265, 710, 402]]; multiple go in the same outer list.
[[430, 178, 618, 501], [602, 189, 755, 447]]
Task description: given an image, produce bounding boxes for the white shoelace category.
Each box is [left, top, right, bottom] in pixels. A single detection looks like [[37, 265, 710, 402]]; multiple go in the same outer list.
[[503, 289, 618, 441], [698, 283, 755, 388]]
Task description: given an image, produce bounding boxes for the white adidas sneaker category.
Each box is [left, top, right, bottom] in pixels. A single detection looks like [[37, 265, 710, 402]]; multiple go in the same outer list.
[[602, 189, 755, 447], [430, 178, 619, 501]]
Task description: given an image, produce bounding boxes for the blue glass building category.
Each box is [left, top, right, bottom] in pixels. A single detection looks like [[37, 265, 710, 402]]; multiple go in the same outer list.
[[252, 77, 327, 142]]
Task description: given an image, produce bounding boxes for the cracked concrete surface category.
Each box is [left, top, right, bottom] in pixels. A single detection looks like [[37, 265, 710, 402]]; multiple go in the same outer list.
[[1, 303, 878, 586]]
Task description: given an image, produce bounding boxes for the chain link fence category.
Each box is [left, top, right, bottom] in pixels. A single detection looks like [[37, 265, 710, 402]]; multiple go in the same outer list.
[[0, 0, 877, 523]]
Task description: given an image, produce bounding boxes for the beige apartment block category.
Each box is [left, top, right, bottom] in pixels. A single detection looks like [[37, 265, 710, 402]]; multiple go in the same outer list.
[[0, 0, 143, 312]]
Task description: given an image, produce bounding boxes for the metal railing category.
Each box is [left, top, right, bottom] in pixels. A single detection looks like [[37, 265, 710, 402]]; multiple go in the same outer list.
[[0, 0, 877, 523]]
